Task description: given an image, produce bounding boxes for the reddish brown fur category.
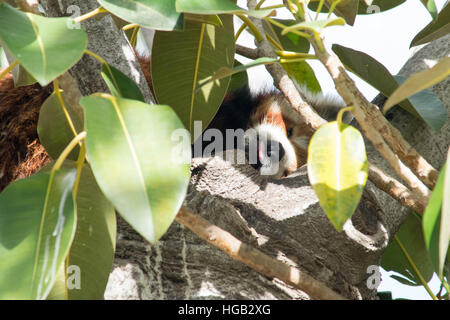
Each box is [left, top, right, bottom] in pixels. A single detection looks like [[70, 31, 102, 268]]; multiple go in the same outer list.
[[0, 73, 52, 191]]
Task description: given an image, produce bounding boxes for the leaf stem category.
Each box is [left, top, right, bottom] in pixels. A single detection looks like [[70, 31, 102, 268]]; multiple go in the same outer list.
[[337, 106, 354, 129], [237, 14, 264, 42], [122, 23, 138, 31], [73, 7, 107, 23], [53, 79, 79, 139], [130, 26, 140, 48], [0, 60, 19, 81], [315, 0, 325, 20], [266, 34, 283, 50], [394, 235, 438, 300], [328, 0, 344, 19], [53, 132, 87, 172]]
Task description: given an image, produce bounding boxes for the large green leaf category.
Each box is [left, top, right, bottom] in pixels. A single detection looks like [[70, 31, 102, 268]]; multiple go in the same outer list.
[[307, 122, 368, 230], [382, 214, 434, 286], [0, 3, 87, 86], [101, 63, 145, 102], [0, 168, 77, 299], [152, 17, 235, 139], [411, 3, 450, 47], [333, 44, 447, 132], [175, 0, 274, 18], [80, 95, 190, 244], [47, 164, 116, 299], [423, 164, 446, 276], [97, 0, 184, 31], [37, 92, 84, 161]]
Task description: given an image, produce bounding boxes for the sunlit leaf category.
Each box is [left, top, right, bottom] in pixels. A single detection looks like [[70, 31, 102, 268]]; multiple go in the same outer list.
[[420, 0, 438, 18], [152, 17, 235, 140], [0, 3, 87, 85], [97, 0, 184, 31], [333, 44, 447, 131], [384, 57, 450, 112], [308, 122, 368, 230], [0, 168, 77, 299], [80, 94, 190, 244]]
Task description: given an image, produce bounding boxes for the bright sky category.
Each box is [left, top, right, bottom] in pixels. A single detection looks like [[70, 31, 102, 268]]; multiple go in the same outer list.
[[236, 0, 448, 300]]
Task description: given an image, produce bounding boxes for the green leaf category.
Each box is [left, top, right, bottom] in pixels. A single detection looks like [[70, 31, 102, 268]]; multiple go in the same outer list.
[[282, 60, 322, 94], [281, 18, 346, 36], [411, 3, 450, 47], [423, 164, 446, 276], [152, 17, 235, 139], [175, 0, 274, 18], [420, 0, 438, 19], [80, 95, 191, 244], [0, 168, 77, 299], [307, 122, 368, 230], [332, 44, 447, 131], [97, 0, 184, 31], [101, 63, 145, 102], [262, 19, 310, 53], [440, 149, 450, 277], [47, 164, 116, 300], [197, 57, 277, 90], [37, 92, 84, 161], [382, 214, 434, 286], [384, 57, 450, 113], [0, 3, 87, 86]]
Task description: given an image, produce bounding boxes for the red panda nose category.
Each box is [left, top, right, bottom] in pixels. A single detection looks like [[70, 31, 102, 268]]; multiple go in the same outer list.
[[251, 139, 285, 170]]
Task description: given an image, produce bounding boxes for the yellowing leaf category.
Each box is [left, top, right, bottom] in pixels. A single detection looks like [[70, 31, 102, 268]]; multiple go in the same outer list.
[[308, 122, 368, 230], [384, 57, 450, 112]]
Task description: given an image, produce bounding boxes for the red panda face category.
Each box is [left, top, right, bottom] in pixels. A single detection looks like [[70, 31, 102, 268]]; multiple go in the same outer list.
[[245, 93, 314, 178]]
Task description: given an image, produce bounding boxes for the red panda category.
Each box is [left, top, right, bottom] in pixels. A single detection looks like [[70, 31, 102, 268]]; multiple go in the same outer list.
[[0, 55, 349, 185], [195, 83, 350, 178]]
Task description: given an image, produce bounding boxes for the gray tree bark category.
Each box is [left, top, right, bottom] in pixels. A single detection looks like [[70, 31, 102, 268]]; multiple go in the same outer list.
[[40, 1, 450, 300]]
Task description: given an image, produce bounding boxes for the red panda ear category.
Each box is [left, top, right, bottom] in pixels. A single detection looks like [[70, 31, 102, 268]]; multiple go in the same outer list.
[[265, 108, 286, 134]]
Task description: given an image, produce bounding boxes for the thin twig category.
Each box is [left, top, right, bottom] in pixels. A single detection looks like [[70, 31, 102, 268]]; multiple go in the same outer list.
[[235, 44, 259, 60], [175, 206, 347, 300]]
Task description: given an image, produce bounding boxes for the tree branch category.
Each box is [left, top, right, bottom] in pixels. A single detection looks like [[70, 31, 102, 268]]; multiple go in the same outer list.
[[175, 205, 347, 300], [246, 0, 431, 208], [236, 44, 259, 60]]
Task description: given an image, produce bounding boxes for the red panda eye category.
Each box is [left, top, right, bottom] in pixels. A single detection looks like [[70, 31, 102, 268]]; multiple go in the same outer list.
[[287, 128, 293, 138]]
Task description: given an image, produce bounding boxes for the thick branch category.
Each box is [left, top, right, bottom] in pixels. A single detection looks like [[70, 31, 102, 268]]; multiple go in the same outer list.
[[176, 206, 347, 300]]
